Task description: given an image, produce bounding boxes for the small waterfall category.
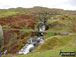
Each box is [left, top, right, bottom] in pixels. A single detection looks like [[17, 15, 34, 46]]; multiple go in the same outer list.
[[19, 44, 35, 54], [18, 33, 44, 54], [18, 19, 47, 54], [39, 25, 46, 31], [38, 21, 46, 31]]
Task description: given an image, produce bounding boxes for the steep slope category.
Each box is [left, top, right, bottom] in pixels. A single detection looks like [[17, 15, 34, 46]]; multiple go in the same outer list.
[[0, 14, 36, 29], [0, 14, 37, 54], [2, 35, 76, 57], [33, 35, 76, 52]]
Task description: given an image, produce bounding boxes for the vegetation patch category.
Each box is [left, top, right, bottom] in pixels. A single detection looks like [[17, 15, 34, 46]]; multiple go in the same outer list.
[[33, 35, 76, 52]]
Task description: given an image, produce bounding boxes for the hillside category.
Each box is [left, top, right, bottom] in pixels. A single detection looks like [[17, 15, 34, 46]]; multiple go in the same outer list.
[[0, 14, 37, 54], [0, 6, 76, 57], [0, 6, 76, 15], [0, 14, 36, 29], [33, 35, 76, 52], [2, 35, 76, 57], [8, 6, 76, 14]]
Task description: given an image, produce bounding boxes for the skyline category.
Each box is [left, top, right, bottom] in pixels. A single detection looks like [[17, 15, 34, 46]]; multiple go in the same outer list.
[[0, 0, 76, 10]]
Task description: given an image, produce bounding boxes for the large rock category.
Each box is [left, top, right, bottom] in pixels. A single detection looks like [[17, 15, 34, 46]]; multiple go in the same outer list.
[[0, 25, 4, 44]]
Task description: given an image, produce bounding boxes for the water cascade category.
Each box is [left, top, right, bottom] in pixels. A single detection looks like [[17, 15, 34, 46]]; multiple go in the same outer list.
[[18, 33, 44, 54], [18, 19, 48, 54], [39, 25, 46, 31]]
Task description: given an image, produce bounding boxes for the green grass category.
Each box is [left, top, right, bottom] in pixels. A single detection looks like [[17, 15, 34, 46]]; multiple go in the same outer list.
[[2, 35, 76, 57], [44, 32, 55, 39], [2, 15, 76, 57], [0, 10, 18, 17], [47, 16, 74, 32], [2, 45, 76, 57], [33, 35, 76, 52]]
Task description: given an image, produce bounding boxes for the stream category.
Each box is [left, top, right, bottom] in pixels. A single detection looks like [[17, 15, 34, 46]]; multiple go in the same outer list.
[[18, 33, 44, 54], [18, 21, 46, 54]]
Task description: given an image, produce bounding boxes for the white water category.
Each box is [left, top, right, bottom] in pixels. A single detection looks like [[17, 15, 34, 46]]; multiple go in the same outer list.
[[18, 36, 44, 54], [40, 25, 46, 31], [19, 44, 34, 54], [18, 21, 45, 54]]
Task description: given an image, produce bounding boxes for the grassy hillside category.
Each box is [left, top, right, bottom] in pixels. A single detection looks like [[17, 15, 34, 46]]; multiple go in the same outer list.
[[2, 46, 76, 57], [1, 6, 76, 15], [7, 6, 76, 14], [1, 14, 76, 57], [47, 15, 76, 32], [33, 35, 76, 52], [0, 14, 37, 54], [1, 7, 76, 57], [2, 35, 76, 57]]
